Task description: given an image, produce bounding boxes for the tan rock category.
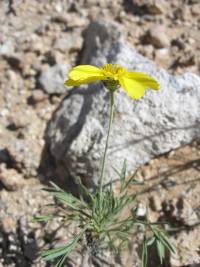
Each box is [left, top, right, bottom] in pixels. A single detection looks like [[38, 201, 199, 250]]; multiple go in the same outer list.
[[145, 0, 169, 15], [149, 195, 162, 211], [154, 48, 170, 67], [143, 25, 170, 48], [1, 215, 16, 233], [170, 227, 200, 266], [191, 4, 200, 16], [31, 89, 46, 103], [0, 164, 25, 191]]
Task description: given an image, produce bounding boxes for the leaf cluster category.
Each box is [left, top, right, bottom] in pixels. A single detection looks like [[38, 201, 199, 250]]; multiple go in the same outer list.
[[142, 226, 175, 267], [34, 161, 175, 267]]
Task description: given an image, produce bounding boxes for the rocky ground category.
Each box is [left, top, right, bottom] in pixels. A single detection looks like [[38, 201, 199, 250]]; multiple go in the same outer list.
[[0, 0, 200, 266]]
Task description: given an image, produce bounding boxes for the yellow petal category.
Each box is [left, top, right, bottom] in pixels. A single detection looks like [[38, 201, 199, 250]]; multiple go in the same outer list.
[[64, 79, 84, 86], [126, 72, 160, 90], [119, 72, 160, 99], [68, 65, 104, 81], [65, 77, 103, 86], [119, 77, 145, 99]]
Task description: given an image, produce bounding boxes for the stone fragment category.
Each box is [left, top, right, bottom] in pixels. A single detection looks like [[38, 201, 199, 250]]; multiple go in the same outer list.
[[3, 53, 23, 71], [1, 215, 16, 233], [154, 48, 170, 65], [66, 15, 88, 28], [149, 195, 162, 212], [141, 44, 154, 58], [0, 164, 25, 191], [171, 39, 186, 50], [4, 139, 41, 177], [52, 13, 87, 28], [39, 64, 70, 94], [145, 0, 169, 15], [7, 113, 28, 130], [130, 0, 169, 15], [136, 203, 146, 217], [0, 40, 15, 55], [143, 25, 170, 48], [30, 89, 46, 103], [53, 33, 83, 53], [162, 197, 199, 226], [170, 227, 200, 266], [45, 50, 64, 65], [175, 54, 195, 68], [191, 4, 200, 16]]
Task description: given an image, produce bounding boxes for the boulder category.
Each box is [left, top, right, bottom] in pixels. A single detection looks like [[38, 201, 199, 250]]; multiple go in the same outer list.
[[43, 20, 200, 188]]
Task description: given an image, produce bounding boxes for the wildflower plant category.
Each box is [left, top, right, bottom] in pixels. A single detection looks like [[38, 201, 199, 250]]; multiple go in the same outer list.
[[35, 64, 175, 266]]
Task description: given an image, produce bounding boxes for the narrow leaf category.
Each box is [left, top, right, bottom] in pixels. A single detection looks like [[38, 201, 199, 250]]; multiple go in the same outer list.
[[142, 237, 148, 267], [156, 239, 165, 264], [74, 176, 94, 204], [159, 232, 176, 254], [120, 160, 127, 192], [32, 215, 53, 222], [125, 170, 141, 189], [42, 228, 86, 262], [42, 244, 71, 261]]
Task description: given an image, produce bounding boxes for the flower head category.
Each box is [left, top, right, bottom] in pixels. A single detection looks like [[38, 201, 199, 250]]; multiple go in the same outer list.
[[65, 63, 160, 99]]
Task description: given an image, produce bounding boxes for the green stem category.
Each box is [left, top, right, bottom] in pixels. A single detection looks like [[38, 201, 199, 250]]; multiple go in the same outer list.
[[99, 90, 115, 201]]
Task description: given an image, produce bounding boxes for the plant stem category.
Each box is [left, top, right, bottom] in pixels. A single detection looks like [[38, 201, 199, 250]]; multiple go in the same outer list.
[[99, 90, 115, 201]]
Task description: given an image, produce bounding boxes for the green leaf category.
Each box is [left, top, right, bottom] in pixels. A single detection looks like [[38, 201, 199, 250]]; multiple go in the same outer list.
[[54, 192, 79, 209], [112, 160, 127, 192], [107, 232, 116, 252], [152, 226, 175, 254], [156, 239, 165, 264], [159, 232, 176, 254], [119, 160, 127, 192], [112, 166, 121, 178], [32, 215, 53, 222], [55, 253, 68, 267], [147, 237, 155, 246], [142, 237, 148, 267], [42, 228, 86, 262], [49, 181, 63, 191], [42, 244, 70, 261], [49, 183, 91, 220], [47, 182, 89, 215], [125, 170, 141, 188], [74, 176, 94, 204]]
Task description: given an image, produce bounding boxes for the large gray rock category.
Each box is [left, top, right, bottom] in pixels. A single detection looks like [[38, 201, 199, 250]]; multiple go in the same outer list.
[[44, 20, 200, 187]]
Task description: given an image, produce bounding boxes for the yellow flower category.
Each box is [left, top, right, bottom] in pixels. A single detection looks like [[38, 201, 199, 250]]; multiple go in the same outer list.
[[64, 63, 160, 99]]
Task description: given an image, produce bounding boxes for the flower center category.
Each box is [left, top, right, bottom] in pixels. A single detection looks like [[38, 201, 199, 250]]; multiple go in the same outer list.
[[101, 64, 125, 79]]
